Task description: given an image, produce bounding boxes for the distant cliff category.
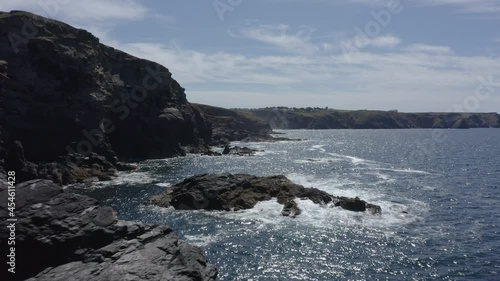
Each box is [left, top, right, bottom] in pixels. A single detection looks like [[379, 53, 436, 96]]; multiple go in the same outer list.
[[193, 104, 272, 144], [236, 108, 500, 129], [0, 11, 211, 183]]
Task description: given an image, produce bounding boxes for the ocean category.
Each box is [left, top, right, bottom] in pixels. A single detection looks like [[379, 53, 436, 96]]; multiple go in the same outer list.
[[71, 129, 500, 281]]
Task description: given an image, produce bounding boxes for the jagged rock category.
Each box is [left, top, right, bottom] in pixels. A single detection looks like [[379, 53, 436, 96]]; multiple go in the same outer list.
[[0, 11, 211, 184], [2, 140, 124, 185], [0, 166, 6, 181], [114, 162, 138, 171], [222, 146, 260, 156], [0, 179, 217, 281], [333, 196, 382, 215], [150, 173, 381, 217], [5, 140, 38, 182], [335, 196, 366, 212], [281, 200, 301, 218]]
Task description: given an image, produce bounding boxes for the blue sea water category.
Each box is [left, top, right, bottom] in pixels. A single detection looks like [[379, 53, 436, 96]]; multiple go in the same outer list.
[[72, 129, 500, 281]]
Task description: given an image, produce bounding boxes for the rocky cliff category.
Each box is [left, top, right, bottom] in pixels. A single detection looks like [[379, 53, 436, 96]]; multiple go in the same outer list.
[[0, 11, 211, 183], [192, 104, 272, 144], [238, 108, 500, 129]]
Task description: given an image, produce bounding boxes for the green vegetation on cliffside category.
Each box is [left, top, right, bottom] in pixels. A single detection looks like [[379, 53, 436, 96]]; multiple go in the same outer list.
[[235, 107, 500, 129]]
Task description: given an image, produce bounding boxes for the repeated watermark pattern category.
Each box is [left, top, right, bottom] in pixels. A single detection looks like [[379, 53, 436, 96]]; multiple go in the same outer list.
[[213, 0, 244, 21]]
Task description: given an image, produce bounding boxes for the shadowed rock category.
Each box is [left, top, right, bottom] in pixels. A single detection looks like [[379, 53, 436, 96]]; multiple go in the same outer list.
[[0, 11, 211, 184], [0, 180, 217, 281], [150, 173, 382, 217], [333, 196, 382, 215]]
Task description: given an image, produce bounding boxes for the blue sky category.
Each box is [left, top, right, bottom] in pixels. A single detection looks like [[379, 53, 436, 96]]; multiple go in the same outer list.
[[1, 0, 499, 112]]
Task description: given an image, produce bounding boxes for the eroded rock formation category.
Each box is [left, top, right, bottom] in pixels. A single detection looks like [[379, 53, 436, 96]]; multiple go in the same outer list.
[[150, 173, 382, 217]]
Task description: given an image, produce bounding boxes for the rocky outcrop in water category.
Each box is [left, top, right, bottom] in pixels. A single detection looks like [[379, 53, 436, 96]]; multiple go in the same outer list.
[[222, 145, 261, 156], [0, 11, 211, 184], [0, 179, 217, 281], [150, 174, 381, 217]]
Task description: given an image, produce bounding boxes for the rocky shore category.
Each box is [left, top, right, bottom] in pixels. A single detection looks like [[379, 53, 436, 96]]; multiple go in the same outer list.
[[150, 174, 382, 218], [0, 177, 217, 281]]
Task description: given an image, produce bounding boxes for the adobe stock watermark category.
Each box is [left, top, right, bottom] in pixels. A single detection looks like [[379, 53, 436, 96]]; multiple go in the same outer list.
[[64, 65, 168, 165], [213, 0, 244, 21], [401, 74, 498, 166], [341, 0, 409, 63], [8, 0, 70, 53], [5, 171, 17, 274]]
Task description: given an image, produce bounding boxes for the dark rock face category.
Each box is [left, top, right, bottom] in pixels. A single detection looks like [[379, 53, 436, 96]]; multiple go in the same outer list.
[[193, 104, 272, 145], [0, 180, 217, 281], [3, 139, 134, 184], [334, 196, 382, 215], [150, 173, 381, 217], [0, 11, 211, 183]]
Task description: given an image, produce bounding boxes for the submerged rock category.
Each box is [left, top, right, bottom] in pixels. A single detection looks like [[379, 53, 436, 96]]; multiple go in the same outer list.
[[0, 180, 217, 281], [150, 173, 382, 217]]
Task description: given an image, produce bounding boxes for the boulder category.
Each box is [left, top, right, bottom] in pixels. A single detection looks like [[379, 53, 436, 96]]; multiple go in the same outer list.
[[333, 196, 382, 215]]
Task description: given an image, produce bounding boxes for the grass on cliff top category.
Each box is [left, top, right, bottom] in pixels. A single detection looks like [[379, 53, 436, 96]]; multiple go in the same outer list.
[[234, 110, 269, 124]]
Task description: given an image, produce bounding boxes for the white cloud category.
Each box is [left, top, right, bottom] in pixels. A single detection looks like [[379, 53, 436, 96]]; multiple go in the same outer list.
[[238, 24, 319, 55], [405, 44, 453, 54], [115, 38, 499, 112], [419, 0, 500, 15], [369, 35, 402, 48], [0, 0, 149, 22], [366, 0, 500, 15], [1, 1, 498, 112], [293, 0, 500, 15]]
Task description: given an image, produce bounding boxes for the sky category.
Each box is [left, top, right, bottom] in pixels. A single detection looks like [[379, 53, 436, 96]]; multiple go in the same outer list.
[[1, 0, 499, 112]]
